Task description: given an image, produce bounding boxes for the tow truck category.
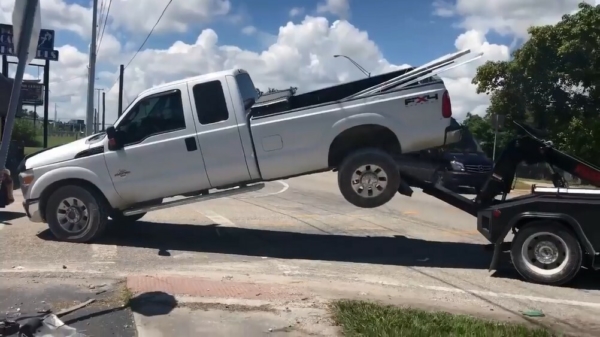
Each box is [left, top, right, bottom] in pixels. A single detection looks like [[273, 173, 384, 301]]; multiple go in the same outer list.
[[397, 121, 600, 286]]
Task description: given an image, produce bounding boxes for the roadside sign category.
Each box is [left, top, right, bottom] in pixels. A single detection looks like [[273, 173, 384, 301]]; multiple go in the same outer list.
[[21, 81, 43, 106], [0, 24, 59, 61], [12, 0, 41, 64], [490, 114, 505, 130]]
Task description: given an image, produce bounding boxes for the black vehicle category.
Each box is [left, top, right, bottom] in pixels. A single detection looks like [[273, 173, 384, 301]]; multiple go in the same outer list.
[[397, 122, 600, 286], [433, 144, 493, 193]]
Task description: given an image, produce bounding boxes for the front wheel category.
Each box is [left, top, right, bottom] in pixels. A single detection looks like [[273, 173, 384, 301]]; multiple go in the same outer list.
[[338, 148, 400, 208], [510, 221, 582, 286], [46, 185, 109, 243]]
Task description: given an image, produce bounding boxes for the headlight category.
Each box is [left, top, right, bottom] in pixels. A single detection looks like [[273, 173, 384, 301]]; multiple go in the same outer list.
[[450, 161, 465, 171], [19, 169, 34, 186]]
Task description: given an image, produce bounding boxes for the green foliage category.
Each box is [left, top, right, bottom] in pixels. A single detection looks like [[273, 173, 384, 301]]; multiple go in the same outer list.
[[12, 118, 40, 147], [462, 113, 514, 159], [472, 2, 600, 165]]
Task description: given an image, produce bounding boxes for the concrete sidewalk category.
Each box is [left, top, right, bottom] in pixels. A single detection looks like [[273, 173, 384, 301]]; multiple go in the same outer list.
[[127, 274, 338, 337]]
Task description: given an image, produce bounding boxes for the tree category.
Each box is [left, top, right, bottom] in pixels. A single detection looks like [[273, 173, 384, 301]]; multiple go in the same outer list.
[[255, 88, 263, 97], [472, 2, 600, 165], [462, 112, 514, 159], [12, 118, 39, 147]]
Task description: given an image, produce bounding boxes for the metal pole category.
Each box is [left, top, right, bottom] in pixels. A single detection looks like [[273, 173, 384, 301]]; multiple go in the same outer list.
[[0, 0, 39, 172], [43, 59, 49, 147], [94, 108, 97, 133], [85, 0, 99, 136], [492, 115, 498, 161], [0, 55, 7, 141], [101, 91, 105, 131], [117, 64, 124, 117], [333, 54, 370, 78]]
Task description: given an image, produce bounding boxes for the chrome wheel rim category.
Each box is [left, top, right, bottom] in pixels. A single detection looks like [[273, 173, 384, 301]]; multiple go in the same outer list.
[[351, 164, 388, 198], [521, 231, 569, 276], [56, 197, 90, 233]]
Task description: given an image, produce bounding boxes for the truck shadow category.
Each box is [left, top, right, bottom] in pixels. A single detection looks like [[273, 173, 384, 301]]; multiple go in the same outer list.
[[39, 220, 600, 290]]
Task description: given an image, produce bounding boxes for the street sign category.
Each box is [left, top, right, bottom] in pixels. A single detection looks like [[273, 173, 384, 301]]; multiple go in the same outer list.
[[21, 81, 43, 106], [490, 114, 505, 130], [0, 24, 59, 61]]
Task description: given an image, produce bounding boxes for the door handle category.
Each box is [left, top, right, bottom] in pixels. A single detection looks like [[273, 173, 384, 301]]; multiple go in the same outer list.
[[184, 137, 198, 152]]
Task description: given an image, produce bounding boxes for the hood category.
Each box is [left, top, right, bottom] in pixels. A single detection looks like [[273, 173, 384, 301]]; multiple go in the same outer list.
[[25, 134, 105, 169], [444, 152, 492, 165]]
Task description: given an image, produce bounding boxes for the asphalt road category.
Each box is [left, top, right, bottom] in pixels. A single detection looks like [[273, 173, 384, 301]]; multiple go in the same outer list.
[[2, 172, 600, 335]]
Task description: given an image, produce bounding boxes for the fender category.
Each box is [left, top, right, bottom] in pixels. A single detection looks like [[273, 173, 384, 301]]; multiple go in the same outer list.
[[321, 113, 402, 163], [29, 166, 123, 208], [489, 212, 596, 271]]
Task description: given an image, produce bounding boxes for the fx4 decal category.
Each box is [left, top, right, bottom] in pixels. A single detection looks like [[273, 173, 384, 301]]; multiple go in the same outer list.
[[405, 93, 439, 106]]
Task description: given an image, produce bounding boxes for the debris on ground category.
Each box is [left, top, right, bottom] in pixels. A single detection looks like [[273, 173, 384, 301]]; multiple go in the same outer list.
[[522, 309, 545, 317]]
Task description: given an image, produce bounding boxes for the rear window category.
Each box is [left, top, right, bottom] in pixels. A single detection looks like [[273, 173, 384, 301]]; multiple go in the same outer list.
[[235, 72, 258, 105]]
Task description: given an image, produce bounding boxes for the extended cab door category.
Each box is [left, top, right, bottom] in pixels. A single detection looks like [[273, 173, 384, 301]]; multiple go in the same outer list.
[[187, 77, 251, 187], [103, 88, 211, 204]]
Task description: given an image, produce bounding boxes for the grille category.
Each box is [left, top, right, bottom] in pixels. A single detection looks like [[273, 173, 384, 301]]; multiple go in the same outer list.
[[464, 165, 492, 173]]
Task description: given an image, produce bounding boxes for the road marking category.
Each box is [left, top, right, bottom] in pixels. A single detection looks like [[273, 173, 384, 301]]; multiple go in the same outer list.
[[91, 244, 118, 260], [197, 209, 237, 228], [235, 180, 289, 199], [402, 211, 418, 215]]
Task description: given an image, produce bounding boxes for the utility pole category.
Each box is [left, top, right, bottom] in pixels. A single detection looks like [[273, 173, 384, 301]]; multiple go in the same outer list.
[[94, 108, 97, 133], [101, 91, 106, 131], [53, 103, 57, 132], [118, 64, 124, 117], [95, 88, 103, 119], [85, 0, 99, 136]]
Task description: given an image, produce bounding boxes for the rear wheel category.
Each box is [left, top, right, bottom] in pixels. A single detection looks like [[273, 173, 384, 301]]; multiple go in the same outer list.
[[338, 148, 400, 208], [510, 221, 582, 286], [46, 185, 109, 243]]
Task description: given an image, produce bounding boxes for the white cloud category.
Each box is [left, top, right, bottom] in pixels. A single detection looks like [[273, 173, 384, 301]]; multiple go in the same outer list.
[[289, 7, 305, 18], [108, 0, 232, 34], [241, 25, 257, 35], [316, 0, 350, 19]]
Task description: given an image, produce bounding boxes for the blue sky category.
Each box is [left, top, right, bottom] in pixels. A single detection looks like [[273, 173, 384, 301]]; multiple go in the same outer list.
[[50, 0, 514, 70]]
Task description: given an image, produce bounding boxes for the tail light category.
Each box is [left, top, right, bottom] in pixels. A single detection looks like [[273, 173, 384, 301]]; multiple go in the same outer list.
[[442, 90, 452, 118]]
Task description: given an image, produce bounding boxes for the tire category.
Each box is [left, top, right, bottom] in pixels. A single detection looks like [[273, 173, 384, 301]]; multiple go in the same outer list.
[[110, 211, 146, 224], [338, 148, 400, 208], [46, 185, 109, 243], [510, 221, 582, 286]]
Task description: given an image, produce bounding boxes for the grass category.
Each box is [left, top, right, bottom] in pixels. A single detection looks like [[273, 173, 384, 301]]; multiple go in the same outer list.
[[331, 300, 556, 337], [24, 134, 78, 155]]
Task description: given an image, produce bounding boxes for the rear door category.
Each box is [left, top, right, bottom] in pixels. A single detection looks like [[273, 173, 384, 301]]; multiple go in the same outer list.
[[187, 78, 251, 188]]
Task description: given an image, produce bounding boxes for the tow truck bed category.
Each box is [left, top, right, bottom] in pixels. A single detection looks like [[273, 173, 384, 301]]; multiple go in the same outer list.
[[397, 122, 600, 286]]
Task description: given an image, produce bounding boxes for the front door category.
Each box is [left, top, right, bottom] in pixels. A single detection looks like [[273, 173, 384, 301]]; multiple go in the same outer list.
[[103, 89, 211, 204], [188, 77, 251, 187]]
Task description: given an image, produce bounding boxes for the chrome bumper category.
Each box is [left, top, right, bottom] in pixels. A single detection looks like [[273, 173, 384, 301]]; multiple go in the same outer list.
[[22, 199, 43, 223]]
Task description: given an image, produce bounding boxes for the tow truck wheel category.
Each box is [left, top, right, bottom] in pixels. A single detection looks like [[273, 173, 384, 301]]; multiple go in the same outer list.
[[511, 221, 582, 286], [46, 185, 109, 243], [338, 148, 400, 208]]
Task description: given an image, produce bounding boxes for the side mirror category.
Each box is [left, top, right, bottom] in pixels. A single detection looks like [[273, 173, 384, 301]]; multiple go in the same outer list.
[[106, 126, 122, 151], [243, 98, 255, 110]]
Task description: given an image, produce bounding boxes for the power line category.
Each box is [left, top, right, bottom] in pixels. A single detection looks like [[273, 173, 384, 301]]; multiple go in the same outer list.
[[96, 0, 112, 56], [109, 0, 174, 90], [123, 0, 173, 70]]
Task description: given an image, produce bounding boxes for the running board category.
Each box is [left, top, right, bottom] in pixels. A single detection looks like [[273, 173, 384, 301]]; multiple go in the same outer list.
[[122, 183, 265, 216]]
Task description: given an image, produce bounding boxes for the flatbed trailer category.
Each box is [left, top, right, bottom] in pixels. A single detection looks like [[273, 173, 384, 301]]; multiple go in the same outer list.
[[396, 122, 600, 286]]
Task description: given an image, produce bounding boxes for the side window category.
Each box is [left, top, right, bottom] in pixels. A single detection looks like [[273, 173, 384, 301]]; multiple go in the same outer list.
[[117, 90, 186, 146], [192, 81, 229, 125]]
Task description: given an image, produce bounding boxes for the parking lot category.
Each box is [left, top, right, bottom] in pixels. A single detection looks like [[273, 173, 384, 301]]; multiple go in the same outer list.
[[2, 172, 600, 335]]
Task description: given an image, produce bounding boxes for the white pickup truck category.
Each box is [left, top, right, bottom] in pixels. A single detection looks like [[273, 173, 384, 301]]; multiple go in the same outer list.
[[17, 50, 479, 243]]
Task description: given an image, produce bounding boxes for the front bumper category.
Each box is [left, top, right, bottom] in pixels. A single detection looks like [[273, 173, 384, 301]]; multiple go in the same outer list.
[[444, 171, 489, 190], [22, 199, 43, 223]]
